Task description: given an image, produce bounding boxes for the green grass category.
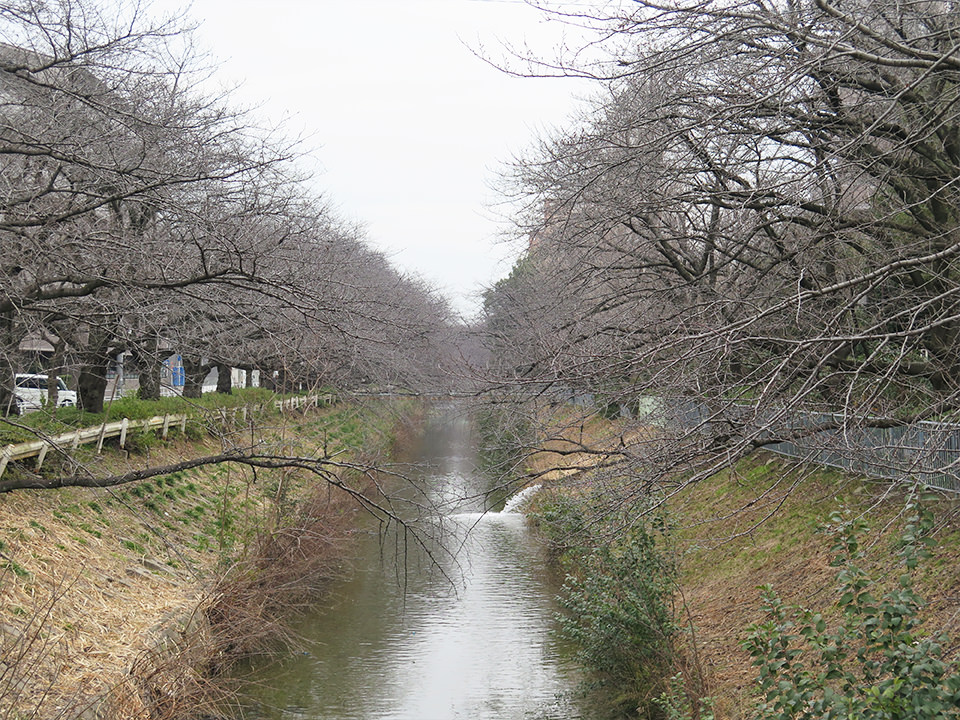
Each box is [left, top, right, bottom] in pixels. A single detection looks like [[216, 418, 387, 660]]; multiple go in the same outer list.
[[670, 454, 860, 585], [122, 539, 147, 555], [0, 386, 331, 445], [78, 523, 102, 538], [2, 560, 28, 578]]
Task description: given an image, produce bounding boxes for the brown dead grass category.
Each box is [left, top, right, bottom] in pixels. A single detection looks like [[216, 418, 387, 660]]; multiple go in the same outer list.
[[0, 437, 233, 718], [0, 400, 395, 720], [526, 408, 653, 484]]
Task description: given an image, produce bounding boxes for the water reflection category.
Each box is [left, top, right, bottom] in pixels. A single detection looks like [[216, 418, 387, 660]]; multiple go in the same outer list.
[[241, 406, 580, 720]]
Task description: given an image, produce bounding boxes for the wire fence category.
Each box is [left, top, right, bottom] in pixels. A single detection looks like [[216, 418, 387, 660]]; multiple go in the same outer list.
[[641, 396, 960, 494], [764, 415, 960, 493]]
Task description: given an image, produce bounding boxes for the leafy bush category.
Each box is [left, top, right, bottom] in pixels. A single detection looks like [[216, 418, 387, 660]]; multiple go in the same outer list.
[[559, 517, 679, 715], [743, 497, 960, 720], [534, 487, 682, 717], [655, 673, 715, 720], [530, 489, 587, 559]]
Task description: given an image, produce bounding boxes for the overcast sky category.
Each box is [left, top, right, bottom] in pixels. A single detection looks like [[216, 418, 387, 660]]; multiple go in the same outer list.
[[153, 0, 591, 318]]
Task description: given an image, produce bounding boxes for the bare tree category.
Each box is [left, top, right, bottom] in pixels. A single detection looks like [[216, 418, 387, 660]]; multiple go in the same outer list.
[[0, 0, 312, 412], [482, 0, 960, 503], [0, 0, 458, 486]]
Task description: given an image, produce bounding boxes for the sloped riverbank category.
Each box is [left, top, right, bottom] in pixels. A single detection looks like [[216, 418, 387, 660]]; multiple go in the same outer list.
[[524, 413, 960, 719], [0, 396, 415, 719]]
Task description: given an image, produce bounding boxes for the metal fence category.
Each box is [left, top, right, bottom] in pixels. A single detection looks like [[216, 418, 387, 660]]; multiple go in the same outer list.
[[635, 397, 960, 493], [765, 415, 960, 493]]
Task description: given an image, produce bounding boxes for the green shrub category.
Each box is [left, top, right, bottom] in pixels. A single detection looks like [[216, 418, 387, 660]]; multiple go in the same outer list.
[[559, 517, 679, 715], [535, 488, 681, 717], [531, 490, 588, 559], [123, 430, 159, 453], [655, 673, 715, 720], [743, 497, 960, 720], [184, 421, 207, 441]]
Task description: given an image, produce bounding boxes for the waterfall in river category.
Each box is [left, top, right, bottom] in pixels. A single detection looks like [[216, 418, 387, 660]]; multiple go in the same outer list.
[[500, 483, 542, 514]]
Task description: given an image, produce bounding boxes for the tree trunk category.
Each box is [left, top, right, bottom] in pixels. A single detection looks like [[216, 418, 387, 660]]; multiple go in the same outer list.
[[78, 367, 109, 414], [45, 335, 68, 409], [181, 354, 207, 399], [0, 311, 17, 416], [260, 367, 276, 391], [78, 325, 113, 413], [135, 335, 161, 401], [46, 369, 60, 409], [216, 362, 232, 394]]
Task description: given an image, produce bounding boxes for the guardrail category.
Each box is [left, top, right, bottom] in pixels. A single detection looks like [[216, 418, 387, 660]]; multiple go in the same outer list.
[[0, 414, 188, 479], [274, 393, 334, 412], [0, 392, 337, 482]]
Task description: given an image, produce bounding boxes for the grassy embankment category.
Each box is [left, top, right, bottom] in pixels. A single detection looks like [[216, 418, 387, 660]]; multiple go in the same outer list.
[[0, 389, 419, 720], [526, 411, 960, 719]]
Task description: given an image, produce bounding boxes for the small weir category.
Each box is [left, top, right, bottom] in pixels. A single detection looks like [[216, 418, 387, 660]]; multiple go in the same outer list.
[[239, 409, 581, 720], [501, 483, 541, 513]]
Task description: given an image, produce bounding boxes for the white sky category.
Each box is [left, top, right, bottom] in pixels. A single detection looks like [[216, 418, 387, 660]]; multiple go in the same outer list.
[[152, 0, 592, 318]]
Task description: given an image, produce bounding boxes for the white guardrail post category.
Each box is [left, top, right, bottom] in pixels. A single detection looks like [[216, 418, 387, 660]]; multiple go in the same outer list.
[[0, 413, 188, 481], [0, 394, 336, 481], [274, 393, 330, 414]]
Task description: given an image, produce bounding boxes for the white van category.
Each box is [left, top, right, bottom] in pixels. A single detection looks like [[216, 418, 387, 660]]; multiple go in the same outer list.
[[14, 374, 77, 413]]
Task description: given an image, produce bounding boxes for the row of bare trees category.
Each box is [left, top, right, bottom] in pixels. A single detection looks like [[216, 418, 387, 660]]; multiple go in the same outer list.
[[482, 0, 960, 495], [0, 0, 455, 417]]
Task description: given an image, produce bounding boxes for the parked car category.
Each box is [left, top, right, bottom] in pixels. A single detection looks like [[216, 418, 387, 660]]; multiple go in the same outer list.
[[14, 374, 77, 413]]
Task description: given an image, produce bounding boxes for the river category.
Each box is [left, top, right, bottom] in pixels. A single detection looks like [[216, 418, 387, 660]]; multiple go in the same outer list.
[[238, 405, 583, 720]]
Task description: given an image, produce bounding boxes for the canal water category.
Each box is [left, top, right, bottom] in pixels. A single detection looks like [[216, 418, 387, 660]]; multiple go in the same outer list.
[[239, 406, 582, 720]]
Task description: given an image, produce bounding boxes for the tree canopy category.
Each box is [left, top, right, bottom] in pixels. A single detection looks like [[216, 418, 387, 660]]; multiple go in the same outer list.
[[0, 0, 457, 417], [483, 0, 960, 500]]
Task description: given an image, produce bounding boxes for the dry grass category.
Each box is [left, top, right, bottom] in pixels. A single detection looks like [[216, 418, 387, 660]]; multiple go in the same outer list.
[[670, 454, 960, 718], [0, 477, 211, 719], [0, 400, 398, 720], [525, 410, 960, 719], [525, 408, 653, 484]]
